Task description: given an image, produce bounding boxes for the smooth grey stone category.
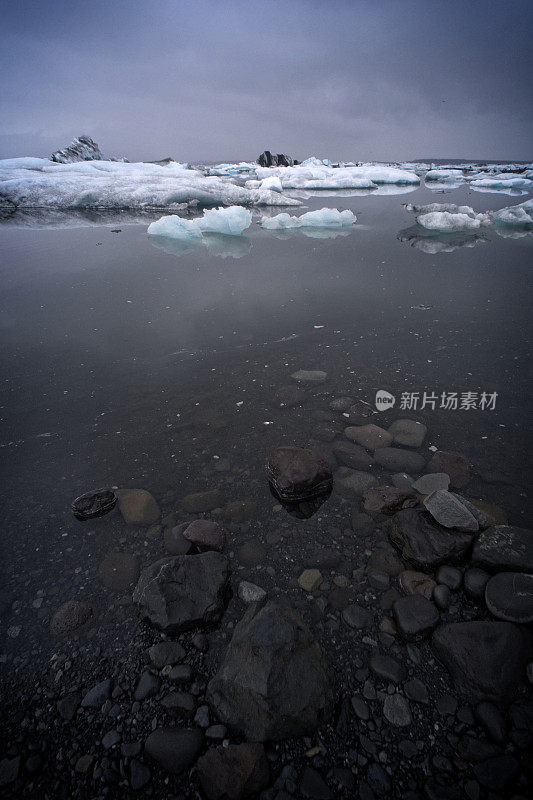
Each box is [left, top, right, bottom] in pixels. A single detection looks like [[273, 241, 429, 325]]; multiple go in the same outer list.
[[475, 701, 506, 744], [369, 653, 406, 684], [81, 679, 112, 708], [383, 694, 412, 726], [148, 641, 186, 668], [411, 473, 450, 494], [436, 565, 462, 590], [388, 419, 427, 448], [342, 603, 373, 629], [463, 568, 490, 600], [129, 759, 151, 790], [351, 695, 370, 720], [389, 507, 474, 570], [144, 727, 203, 775], [374, 447, 426, 473], [404, 678, 429, 704], [433, 584, 451, 610], [472, 526, 533, 573], [134, 671, 160, 701], [393, 595, 440, 641], [423, 490, 479, 532], [102, 730, 121, 749], [391, 472, 415, 491], [485, 572, 533, 623]]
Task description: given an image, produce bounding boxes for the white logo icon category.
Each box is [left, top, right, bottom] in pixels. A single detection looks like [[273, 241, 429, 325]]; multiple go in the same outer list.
[[375, 390, 396, 411]]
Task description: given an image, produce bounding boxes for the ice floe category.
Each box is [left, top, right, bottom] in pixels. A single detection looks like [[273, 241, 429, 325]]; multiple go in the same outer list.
[[147, 206, 253, 238], [492, 198, 533, 227], [0, 158, 301, 211], [260, 208, 356, 230]]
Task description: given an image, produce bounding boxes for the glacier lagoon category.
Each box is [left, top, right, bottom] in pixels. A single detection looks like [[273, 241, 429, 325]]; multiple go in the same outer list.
[[1, 171, 533, 796]]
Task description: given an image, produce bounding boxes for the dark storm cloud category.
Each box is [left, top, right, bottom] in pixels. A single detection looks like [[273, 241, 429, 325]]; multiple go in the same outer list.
[[1, 0, 532, 161]]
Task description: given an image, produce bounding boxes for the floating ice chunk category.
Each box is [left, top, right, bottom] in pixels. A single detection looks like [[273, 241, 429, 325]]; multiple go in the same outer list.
[[417, 210, 492, 231], [405, 202, 476, 215], [259, 175, 283, 193], [196, 206, 252, 235], [492, 198, 533, 227], [255, 163, 418, 189], [261, 207, 356, 230], [425, 169, 465, 182], [470, 177, 532, 191], [148, 206, 252, 239]]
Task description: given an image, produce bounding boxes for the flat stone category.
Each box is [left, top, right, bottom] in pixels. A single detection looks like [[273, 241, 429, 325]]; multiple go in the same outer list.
[[472, 525, 533, 573], [148, 642, 186, 668], [369, 654, 406, 684], [133, 552, 230, 633], [475, 701, 506, 744], [485, 572, 533, 623], [163, 524, 194, 555], [144, 727, 203, 774], [351, 695, 370, 720], [463, 568, 490, 599], [431, 621, 533, 704], [468, 499, 507, 527], [135, 671, 160, 701], [389, 508, 475, 570], [129, 760, 151, 791], [473, 755, 519, 791], [411, 473, 450, 494], [117, 489, 160, 525], [423, 491, 479, 532], [362, 485, 416, 515], [291, 369, 327, 383], [391, 472, 414, 490], [161, 692, 196, 717], [196, 743, 269, 800], [206, 603, 335, 741], [366, 548, 404, 576], [74, 755, 93, 774], [221, 500, 257, 522], [433, 584, 451, 610], [102, 729, 121, 749], [399, 570, 437, 600], [374, 448, 426, 474], [435, 565, 462, 590], [182, 520, 226, 552], [57, 692, 80, 720], [393, 595, 440, 641], [237, 540, 267, 567], [426, 451, 469, 489], [238, 581, 267, 604], [330, 396, 353, 412], [181, 490, 225, 514], [50, 600, 93, 636], [81, 679, 112, 708], [272, 385, 306, 407], [72, 488, 116, 520], [98, 552, 140, 590], [298, 569, 323, 592], [383, 694, 412, 727], [388, 419, 427, 448], [267, 446, 332, 503], [342, 603, 373, 629], [331, 440, 374, 470], [344, 424, 393, 451], [335, 467, 377, 496], [169, 664, 193, 683], [404, 678, 429, 704]]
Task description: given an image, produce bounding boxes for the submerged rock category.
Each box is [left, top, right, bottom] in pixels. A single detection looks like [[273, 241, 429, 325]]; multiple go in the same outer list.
[[181, 489, 225, 514], [267, 446, 332, 518], [388, 419, 427, 448], [196, 743, 269, 800], [431, 621, 532, 704], [484, 572, 533, 623], [398, 570, 437, 600], [72, 488, 116, 520], [362, 485, 417, 515], [389, 507, 475, 570], [393, 595, 440, 640], [426, 451, 470, 488], [132, 552, 230, 633], [206, 602, 334, 740], [50, 600, 93, 636], [271, 385, 305, 407], [423, 490, 479, 532], [290, 369, 327, 383], [117, 489, 160, 525], [331, 440, 374, 470], [182, 520, 226, 552], [374, 448, 426, 474], [335, 467, 377, 496], [345, 424, 393, 451], [98, 552, 140, 590], [471, 525, 533, 573]]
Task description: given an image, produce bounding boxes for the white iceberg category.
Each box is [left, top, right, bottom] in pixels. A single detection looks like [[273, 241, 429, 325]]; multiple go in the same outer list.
[[405, 202, 478, 215], [425, 169, 465, 182], [0, 158, 301, 210], [417, 210, 492, 231], [492, 198, 533, 227], [261, 207, 356, 230], [147, 206, 253, 238], [470, 176, 532, 191], [259, 175, 283, 193], [255, 162, 419, 190]]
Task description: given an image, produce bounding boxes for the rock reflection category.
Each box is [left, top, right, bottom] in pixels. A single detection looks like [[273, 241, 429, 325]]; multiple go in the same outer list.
[[266, 446, 333, 520]]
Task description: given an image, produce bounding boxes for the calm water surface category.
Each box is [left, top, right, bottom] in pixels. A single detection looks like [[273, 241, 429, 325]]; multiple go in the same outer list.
[[1, 184, 532, 659]]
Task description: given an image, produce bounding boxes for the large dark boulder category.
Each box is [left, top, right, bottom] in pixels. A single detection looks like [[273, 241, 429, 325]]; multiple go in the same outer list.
[[206, 602, 335, 741], [132, 552, 230, 633], [389, 507, 475, 570], [471, 525, 533, 573], [431, 621, 532, 705], [257, 151, 296, 168]]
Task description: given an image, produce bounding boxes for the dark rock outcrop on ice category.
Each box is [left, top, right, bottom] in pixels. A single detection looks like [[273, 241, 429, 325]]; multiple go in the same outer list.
[[50, 135, 128, 164], [257, 151, 297, 167]]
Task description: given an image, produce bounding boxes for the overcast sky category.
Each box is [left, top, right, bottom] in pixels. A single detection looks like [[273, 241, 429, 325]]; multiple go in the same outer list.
[[1, 0, 532, 162]]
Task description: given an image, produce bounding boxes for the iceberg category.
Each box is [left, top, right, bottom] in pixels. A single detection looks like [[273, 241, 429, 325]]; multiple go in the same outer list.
[[261, 207, 356, 230], [492, 198, 533, 227], [147, 206, 252, 238], [404, 202, 478, 215], [470, 176, 532, 191], [417, 210, 492, 231], [425, 169, 465, 182], [50, 135, 105, 163], [0, 158, 301, 210], [255, 163, 419, 190]]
